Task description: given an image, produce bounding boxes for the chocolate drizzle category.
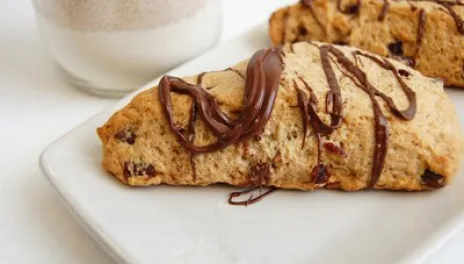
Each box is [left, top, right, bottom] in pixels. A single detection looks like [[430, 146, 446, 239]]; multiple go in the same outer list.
[[294, 78, 320, 148], [159, 47, 283, 153], [228, 163, 277, 206], [297, 0, 464, 70], [441, 2, 464, 34], [187, 102, 197, 182], [167, 66, 246, 184], [228, 186, 277, 206], [379, 0, 390, 21], [225, 67, 245, 79], [294, 66, 342, 183], [295, 45, 416, 188], [158, 41, 419, 204], [282, 7, 291, 42], [409, 1, 464, 36], [159, 49, 281, 205], [404, 0, 464, 68], [351, 50, 416, 186], [414, 9, 427, 67], [197, 68, 245, 87], [352, 51, 417, 119], [300, 0, 327, 35], [196, 72, 207, 85], [375, 0, 464, 34]]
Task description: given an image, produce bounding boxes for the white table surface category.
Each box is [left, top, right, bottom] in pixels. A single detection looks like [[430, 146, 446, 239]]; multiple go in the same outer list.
[[0, 1, 462, 263]]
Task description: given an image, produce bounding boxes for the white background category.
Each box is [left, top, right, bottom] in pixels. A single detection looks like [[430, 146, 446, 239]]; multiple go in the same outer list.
[[0, 0, 462, 263]]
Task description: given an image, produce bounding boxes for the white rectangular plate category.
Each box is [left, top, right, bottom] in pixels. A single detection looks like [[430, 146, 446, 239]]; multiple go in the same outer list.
[[40, 24, 464, 264]]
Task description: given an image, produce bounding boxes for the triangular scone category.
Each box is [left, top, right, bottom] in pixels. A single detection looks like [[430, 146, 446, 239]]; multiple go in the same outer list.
[[269, 0, 464, 88], [97, 42, 463, 192]]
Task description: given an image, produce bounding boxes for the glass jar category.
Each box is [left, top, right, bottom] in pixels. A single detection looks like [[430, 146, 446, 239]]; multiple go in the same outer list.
[[33, 0, 222, 97]]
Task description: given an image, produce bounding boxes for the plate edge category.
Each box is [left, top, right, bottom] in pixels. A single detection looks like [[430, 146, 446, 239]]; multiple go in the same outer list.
[[39, 148, 136, 264]]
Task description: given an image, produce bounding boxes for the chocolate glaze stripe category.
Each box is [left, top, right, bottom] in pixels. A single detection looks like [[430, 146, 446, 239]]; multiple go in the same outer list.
[[411, 1, 464, 35], [293, 52, 343, 184], [197, 67, 245, 86], [306, 44, 416, 187], [425, 0, 464, 7], [294, 83, 324, 182], [298, 76, 320, 107], [282, 7, 291, 43], [442, 2, 464, 34], [298, 0, 464, 52], [300, 0, 327, 35], [158, 48, 283, 154], [159, 42, 417, 200], [352, 51, 417, 120], [295, 82, 310, 148], [303, 0, 389, 22], [196, 72, 207, 85], [392, 1, 463, 35], [414, 9, 427, 68], [289, 43, 296, 53], [229, 163, 275, 206], [318, 45, 389, 187], [295, 75, 323, 148], [292, 46, 345, 184], [225, 67, 245, 79], [187, 102, 197, 182], [229, 187, 277, 206], [379, 0, 390, 21]]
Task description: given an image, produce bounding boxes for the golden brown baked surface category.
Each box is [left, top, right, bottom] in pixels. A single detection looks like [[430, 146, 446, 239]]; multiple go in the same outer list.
[[269, 0, 464, 87], [97, 42, 463, 192]]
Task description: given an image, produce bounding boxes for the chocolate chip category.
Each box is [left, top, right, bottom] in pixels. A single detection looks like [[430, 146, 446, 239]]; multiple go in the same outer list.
[[298, 25, 308, 36], [122, 162, 156, 180], [292, 131, 298, 139], [323, 142, 348, 157], [115, 128, 136, 144], [249, 162, 271, 186], [421, 170, 445, 188], [144, 164, 155, 177], [254, 135, 262, 141], [398, 69, 412, 77], [388, 41, 404, 56], [123, 162, 131, 181], [346, 4, 359, 14], [312, 164, 330, 184]]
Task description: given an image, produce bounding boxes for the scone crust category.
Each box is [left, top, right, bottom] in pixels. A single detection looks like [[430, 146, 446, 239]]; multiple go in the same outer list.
[[98, 42, 463, 191]]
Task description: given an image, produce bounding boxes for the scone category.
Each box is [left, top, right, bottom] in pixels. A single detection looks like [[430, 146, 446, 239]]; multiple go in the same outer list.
[[97, 42, 463, 198], [269, 0, 464, 88]]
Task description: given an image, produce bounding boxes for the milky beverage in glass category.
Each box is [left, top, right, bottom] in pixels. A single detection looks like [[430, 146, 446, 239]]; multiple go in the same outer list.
[[33, 0, 222, 97]]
